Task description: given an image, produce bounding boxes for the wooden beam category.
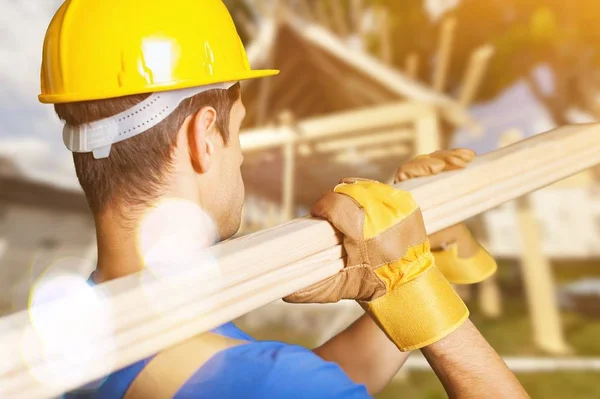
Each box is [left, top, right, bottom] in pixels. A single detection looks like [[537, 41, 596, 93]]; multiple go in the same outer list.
[[478, 276, 502, 318], [314, 129, 413, 153], [3, 124, 600, 398], [298, 102, 430, 140], [240, 102, 433, 152], [458, 44, 495, 107], [414, 108, 441, 154], [240, 126, 290, 152], [333, 143, 410, 163], [433, 17, 457, 92], [279, 112, 297, 221], [405, 53, 420, 79]]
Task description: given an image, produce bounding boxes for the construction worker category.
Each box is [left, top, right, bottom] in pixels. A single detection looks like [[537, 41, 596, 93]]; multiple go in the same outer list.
[[40, 1, 527, 398]]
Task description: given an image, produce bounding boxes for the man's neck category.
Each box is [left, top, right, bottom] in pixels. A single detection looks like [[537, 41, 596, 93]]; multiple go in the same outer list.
[[93, 210, 144, 283], [91, 198, 220, 284]]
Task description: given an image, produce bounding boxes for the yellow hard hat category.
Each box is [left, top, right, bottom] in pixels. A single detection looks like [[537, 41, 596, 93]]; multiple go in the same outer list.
[[39, 0, 278, 104]]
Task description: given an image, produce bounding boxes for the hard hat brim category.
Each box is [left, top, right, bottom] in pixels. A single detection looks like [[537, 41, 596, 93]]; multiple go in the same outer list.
[[39, 69, 279, 104]]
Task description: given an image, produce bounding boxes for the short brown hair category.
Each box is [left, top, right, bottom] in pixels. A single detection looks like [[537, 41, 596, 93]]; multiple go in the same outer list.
[[54, 84, 241, 215]]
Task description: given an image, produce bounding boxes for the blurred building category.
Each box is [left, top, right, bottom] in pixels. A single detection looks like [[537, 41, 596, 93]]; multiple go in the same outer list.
[[485, 185, 600, 258], [0, 156, 95, 315]]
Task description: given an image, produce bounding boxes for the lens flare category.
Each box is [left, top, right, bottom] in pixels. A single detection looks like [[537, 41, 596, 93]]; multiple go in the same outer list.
[[136, 198, 222, 317], [23, 257, 113, 391]]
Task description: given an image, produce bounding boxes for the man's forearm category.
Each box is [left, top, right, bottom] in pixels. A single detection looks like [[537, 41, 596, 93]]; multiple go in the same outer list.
[[314, 313, 410, 395], [422, 319, 529, 399]]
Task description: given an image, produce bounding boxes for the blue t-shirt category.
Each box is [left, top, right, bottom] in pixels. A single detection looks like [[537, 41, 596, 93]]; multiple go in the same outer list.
[[64, 278, 370, 398]]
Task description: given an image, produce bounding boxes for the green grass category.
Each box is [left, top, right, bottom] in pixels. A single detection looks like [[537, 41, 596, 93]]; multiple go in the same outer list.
[[378, 372, 600, 399]]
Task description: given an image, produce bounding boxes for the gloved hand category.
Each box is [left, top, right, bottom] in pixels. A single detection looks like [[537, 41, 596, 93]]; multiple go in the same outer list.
[[284, 178, 468, 351], [394, 149, 497, 284]]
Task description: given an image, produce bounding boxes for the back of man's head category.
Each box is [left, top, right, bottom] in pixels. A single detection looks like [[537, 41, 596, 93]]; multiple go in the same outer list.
[[54, 84, 241, 215]]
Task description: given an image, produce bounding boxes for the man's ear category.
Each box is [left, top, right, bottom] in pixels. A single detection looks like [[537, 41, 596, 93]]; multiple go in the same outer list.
[[188, 106, 217, 174]]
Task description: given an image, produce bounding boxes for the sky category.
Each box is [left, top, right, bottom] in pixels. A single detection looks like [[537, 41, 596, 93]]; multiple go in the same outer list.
[[0, 0, 579, 190], [0, 0, 78, 188]]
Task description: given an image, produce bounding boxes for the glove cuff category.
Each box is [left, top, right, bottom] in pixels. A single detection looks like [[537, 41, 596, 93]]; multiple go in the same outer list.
[[360, 265, 469, 351], [433, 244, 498, 285]]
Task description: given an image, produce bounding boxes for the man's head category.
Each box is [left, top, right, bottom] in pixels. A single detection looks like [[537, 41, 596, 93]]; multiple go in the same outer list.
[[40, 0, 278, 241], [54, 83, 246, 239]]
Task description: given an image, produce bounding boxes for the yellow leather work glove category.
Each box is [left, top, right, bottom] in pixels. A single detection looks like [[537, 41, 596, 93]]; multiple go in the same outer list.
[[394, 149, 497, 285], [284, 178, 469, 351]]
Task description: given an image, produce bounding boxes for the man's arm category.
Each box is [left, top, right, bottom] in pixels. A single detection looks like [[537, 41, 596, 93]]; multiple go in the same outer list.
[[422, 319, 529, 398], [310, 149, 479, 395], [314, 314, 410, 395], [289, 150, 526, 397], [314, 315, 529, 399]]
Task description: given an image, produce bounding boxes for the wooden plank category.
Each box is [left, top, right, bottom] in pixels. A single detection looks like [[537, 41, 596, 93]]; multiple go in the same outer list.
[[479, 276, 502, 318], [414, 109, 441, 154], [314, 129, 413, 152], [333, 143, 410, 163], [240, 102, 428, 152], [3, 124, 600, 398], [298, 102, 430, 139], [279, 112, 297, 221], [240, 126, 291, 152], [433, 17, 457, 92]]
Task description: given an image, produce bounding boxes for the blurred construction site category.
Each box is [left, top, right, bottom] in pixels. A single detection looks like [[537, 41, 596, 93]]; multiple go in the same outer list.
[[2, 0, 600, 397]]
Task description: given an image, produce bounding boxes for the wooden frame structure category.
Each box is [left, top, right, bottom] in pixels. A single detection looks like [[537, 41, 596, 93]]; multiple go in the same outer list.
[[239, 101, 440, 229], [236, 2, 494, 224], [2, 124, 600, 398]]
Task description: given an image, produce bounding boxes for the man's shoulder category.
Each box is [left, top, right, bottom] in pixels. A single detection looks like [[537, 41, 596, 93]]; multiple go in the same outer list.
[[176, 340, 370, 398], [65, 327, 369, 399]]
